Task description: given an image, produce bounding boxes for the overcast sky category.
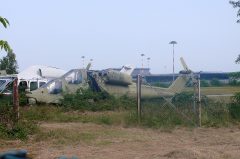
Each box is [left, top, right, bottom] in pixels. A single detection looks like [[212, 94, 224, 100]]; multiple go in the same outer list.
[[1, 0, 240, 73]]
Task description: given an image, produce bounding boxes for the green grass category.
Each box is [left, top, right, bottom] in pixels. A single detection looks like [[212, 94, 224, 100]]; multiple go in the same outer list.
[[2, 89, 240, 142], [34, 125, 128, 146], [184, 86, 240, 95], [21, 106, 130, 126]]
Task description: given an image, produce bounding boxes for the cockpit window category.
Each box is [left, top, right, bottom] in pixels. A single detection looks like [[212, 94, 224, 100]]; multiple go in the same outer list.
[[0, 80, 6, 87], [30, 81, 38, 91], [65, 71, 82, 84], [47, 80, 62, 94], [0, 80, 6, 91], [19, 81, 28, 91], [39, 82, 46, 87]]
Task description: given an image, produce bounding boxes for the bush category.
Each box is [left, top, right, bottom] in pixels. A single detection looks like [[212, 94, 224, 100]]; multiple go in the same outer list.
[[0, 102, 38, 140], [172, 92, 194, 107], [228, 92, 240, 121], [60, 89, 136, 111], [228, 103, 240, 121], [231, 92, 240, 104], [0, 120, 38, 140]]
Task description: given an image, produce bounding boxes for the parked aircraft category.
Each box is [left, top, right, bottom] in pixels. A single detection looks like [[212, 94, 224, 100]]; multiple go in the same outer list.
[[0, 65, 66, 95], [0, 77, 14, 95], [26, 64, 91, 104], [90, 57, 192, 98]]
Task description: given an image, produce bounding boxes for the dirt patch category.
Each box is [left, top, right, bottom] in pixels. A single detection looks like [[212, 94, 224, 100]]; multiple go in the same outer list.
[[1, 122, 240, 159]]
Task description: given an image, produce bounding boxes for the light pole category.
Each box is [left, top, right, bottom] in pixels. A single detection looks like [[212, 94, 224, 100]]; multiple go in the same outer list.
[[141, 54, 145, 75], [90, 58, 93, 68], [169, 41, 177, 82], [81, 56, 85, 68], [147, 57, 151, 69]]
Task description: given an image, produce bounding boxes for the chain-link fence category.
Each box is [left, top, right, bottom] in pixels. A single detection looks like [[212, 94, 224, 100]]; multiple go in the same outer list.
[[136, 75, 237, 127]]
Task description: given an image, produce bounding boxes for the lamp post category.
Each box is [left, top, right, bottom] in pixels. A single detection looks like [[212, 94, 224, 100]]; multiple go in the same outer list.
[[169, 41, 177, 82], [141, 54, 145, 75], [90, 58, 93, 68], [81, 56, 85, 68], [147, 57, 151, 69]]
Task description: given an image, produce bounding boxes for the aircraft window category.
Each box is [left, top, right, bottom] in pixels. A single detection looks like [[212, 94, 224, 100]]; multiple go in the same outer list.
[[0, 80, 6, 91], [39, 82, 46, 87], [47, 80, 62, 94], [30, 81, 38, 91], [65, 71, 82, 84], [73, 71, 82, 84], [0, 80, 6, 87], [19, 81, 28, 91]]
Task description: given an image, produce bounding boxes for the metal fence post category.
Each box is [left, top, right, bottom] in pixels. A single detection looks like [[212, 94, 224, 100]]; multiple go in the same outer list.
[[137, 74, 142, 123], [13, 78, 19, 122], [198, 74, 201, 127]]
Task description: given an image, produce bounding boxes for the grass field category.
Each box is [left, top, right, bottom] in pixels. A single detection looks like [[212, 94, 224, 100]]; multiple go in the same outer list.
[[1, 86, 240, 158], [1, 121, 240, 159], [184, 86, 240, 95]]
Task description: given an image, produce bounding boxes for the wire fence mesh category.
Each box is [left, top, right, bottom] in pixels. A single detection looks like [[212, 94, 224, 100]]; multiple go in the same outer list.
[[137, 75, 238, 128], [141, 96, 199, 127]]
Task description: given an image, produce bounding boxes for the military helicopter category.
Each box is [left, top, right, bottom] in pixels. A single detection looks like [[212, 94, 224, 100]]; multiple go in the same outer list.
[[26, 64, 91, 104], [90, 57, 192, 98]]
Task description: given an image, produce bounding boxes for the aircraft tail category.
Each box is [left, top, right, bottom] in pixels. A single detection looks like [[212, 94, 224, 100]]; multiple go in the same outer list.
[[167, 57, 191, 93], [167, 75, 189, 93], [120, 65, 134, 75], [86, 63, 91, 70]]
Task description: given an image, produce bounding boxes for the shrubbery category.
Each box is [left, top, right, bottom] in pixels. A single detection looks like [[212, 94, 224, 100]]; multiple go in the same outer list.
[[228, 92, 240, 121], [0, 104, 38, 140], [172, 92, 194, 107], [60, 88, 136, 111]]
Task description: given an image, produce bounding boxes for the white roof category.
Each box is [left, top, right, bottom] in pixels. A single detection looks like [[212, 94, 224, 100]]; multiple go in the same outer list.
[[18, 65, 66, 80]]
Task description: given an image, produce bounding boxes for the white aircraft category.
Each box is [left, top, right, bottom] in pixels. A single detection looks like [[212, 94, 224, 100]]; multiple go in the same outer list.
[[0, 65, 66, 94]]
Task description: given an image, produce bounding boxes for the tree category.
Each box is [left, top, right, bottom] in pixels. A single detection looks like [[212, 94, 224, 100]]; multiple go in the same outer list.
[[0, 50, 18, 74], [230, 1, 240, 23], [0, 16, 11, 53], [235, 54, 240, 64]]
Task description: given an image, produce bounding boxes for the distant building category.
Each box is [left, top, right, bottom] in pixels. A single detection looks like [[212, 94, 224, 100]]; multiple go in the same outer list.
[[110, 67, 231, 84], [144, 72, 230, 84], [131, 68, 151, 76]]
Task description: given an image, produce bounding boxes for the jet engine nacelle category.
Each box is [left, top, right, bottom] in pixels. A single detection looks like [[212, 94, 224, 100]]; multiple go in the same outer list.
[[104, 70, 132, 86]]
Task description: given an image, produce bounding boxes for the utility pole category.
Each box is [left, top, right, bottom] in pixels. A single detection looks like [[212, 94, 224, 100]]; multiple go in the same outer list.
[[90, 59, 93, 68], [169, 41, 177, 82]]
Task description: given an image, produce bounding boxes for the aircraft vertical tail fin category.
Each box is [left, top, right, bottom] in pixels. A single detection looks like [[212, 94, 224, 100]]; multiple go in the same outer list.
[[167, 75, 189, 93], [167, 57, 191, 93]]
